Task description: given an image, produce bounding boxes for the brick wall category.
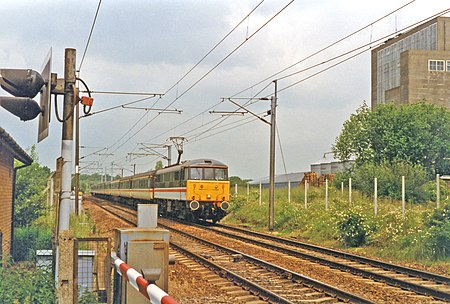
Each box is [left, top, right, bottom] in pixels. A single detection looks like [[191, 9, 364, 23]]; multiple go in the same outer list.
[[0, 148, 14, 259]]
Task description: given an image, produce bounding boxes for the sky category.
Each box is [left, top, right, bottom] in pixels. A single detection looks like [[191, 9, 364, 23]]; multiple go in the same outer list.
[[0, 0, 449, 180]]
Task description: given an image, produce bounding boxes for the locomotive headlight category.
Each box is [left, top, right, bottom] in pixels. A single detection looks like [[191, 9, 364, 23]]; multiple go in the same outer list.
[[189, 200, 200, 211], [207, 194, 211, 199], [220, 201, 230, 211]]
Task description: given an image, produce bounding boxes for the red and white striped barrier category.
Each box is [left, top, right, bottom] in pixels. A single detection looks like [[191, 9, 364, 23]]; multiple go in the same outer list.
[[112, 253, 178, 304]]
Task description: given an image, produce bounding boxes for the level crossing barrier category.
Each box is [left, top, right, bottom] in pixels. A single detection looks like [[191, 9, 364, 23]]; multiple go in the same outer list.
[[112, 252, 178, 304]]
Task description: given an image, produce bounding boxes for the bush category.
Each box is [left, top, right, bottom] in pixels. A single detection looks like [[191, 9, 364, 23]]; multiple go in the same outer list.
[[78, 289, 100, 304], [423, 205, 450, 259], [336, 206, 374, 247], [0, 263, 55, 303], [13, 225, 53, 262], [351, 160, 430, 203]]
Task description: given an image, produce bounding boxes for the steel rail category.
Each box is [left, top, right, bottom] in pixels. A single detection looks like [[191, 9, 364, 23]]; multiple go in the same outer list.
[[92, 200, 293, 303], [161, 223, 374, 304], [198, 223, 450, 301], [215, 223, 450, 284], [169, 242, 296, 304]]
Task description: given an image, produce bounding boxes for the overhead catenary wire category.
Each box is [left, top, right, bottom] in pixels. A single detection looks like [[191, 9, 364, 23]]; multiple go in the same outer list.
[[106, 1, 296, 161], [78, 0, 103, 72], [160, 0, 295, 111], [185, 110, 266, 140], [163, 0, 266, 96], [98, 3, 449, 173], [277, 7, 450, 92], [180, 6, 450, 160], [228, 0, 417, 99], [99, 1, 292, 166], [157, 1, 423, 147], [80, 94, 163, 118]]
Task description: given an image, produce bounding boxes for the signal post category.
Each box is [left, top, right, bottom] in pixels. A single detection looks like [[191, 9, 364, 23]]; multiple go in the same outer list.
[[56, 48, 77, 302]]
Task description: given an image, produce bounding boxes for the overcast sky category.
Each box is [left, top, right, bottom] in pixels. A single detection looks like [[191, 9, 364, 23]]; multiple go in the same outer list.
[[1, 0, 449, 179]]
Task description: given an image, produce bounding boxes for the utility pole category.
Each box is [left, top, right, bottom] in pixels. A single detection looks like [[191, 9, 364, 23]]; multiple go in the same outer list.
[[59, 48, 76, 232], [57, 47, 76, 302], [222, 88, 277, 231], [74, 99, 80, 215], [268, 80, 277, 231], [165, 144, 172, 166]]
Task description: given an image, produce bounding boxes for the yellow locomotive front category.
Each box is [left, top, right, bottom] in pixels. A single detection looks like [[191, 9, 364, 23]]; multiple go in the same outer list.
[[183, 160, 230, 223]]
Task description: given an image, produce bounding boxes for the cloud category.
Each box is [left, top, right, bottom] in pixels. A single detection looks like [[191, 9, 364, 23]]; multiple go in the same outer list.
[[1, 0, 449, 178]]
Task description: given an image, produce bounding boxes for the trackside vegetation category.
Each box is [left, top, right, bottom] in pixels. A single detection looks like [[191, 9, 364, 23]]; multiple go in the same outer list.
[[225, 186, 450, 273], [226, 102, 450, 274], [1, 146, 100, 303]]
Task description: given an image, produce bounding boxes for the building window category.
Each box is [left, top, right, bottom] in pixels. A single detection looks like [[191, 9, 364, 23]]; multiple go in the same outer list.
[[376, 22, 437, 103], [447, 60, 450, 71], [429, 60, 445, 71]]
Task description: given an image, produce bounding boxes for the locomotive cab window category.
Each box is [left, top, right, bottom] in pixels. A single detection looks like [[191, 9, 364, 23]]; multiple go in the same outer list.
[[204, 168, 214, 180], [190, 167, 202, 180], [188, 167, 228, 180], [215, 168, 227, 180]]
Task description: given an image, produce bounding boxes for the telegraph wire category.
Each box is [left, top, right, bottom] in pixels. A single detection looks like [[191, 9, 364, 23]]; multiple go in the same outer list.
[[79, 0, 103, 72]]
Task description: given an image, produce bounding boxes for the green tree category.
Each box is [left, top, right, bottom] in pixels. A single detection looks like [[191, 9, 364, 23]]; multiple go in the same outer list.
[[78, 173, 103, 193], [332, 101, 372, 164], [333, 102, 450, 176], [14, 145, 51, 227], [155, 160, 164, 170], [230, 176, 251, 186]]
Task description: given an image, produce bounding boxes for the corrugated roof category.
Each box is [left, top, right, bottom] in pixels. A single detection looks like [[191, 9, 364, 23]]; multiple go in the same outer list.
[[247, 171, 306, 185], [0, 127, 33, 165]]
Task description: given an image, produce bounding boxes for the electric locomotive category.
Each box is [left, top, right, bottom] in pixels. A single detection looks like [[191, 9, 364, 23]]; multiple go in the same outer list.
[[91, 159, 230, 223]]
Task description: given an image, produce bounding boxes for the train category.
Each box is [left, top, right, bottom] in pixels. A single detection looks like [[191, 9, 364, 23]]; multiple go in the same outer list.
[[91, 158, 230, 223]]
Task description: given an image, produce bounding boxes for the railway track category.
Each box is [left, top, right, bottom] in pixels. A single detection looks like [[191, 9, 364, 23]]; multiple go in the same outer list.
[[167, 223, 371, 303], [90, 198, 369, 303], [90, 197, 449, 303], [199, 222, 450, 301]]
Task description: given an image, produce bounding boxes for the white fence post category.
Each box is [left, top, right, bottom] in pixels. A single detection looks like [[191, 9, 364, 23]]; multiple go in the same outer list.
[[235, 183, 238, 196], [304, 180, 308, 209], [402, 176, 405, 216], [349, 178, 352, 203], [325, 179, 328, 211], [259, 183, 262, 206], [288, 180, 291, 204], [374, 177, 378, 216], [436, 174, 440, 209]]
